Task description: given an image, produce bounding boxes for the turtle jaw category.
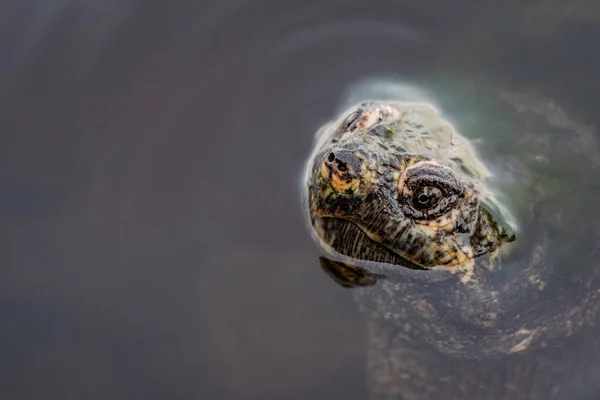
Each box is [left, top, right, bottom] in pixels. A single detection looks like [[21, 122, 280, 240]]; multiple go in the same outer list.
[[311, 215, 427, 270], [311, 212, 482, 276]]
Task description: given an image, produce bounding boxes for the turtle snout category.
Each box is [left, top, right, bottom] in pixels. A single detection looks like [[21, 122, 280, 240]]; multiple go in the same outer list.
[[326, 150, 361, 176], [322, 150, 363, 191]]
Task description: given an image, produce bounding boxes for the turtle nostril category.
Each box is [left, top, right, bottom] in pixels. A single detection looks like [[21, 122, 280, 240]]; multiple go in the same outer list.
[[324, 149, 362, 178], [336, 160, 348, 172]]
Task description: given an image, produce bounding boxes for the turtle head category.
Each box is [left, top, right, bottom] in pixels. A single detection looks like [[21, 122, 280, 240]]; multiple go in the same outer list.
[[307, 102, 515, 276]]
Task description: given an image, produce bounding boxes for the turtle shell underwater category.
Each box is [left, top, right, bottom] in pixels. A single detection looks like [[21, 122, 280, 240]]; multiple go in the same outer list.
[[303, 100, 600, 399]]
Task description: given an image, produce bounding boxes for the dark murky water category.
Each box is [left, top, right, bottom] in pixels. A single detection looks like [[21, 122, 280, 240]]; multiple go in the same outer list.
[[2, 1, 600, 399]]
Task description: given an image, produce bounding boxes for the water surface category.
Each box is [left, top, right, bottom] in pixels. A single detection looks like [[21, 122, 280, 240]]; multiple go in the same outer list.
[[2, 0, 600, 399]]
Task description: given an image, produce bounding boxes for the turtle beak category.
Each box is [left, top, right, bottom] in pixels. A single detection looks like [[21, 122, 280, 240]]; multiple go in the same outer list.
[[321, 149, 362, 192]]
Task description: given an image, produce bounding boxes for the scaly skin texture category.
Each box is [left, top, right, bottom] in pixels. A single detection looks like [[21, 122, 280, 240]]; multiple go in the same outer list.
[[305, 98, 600, 399]]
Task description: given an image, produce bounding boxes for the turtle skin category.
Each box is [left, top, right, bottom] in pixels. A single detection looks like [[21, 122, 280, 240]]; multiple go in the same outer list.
[[304, 97, 600, 399]]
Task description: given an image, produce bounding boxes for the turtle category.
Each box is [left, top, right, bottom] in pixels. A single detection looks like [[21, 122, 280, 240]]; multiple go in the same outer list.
[[303, 98, 600, 399]]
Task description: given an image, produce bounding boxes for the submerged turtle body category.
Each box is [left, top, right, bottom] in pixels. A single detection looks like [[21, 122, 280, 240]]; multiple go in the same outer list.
[[304, 97, 600, 399]]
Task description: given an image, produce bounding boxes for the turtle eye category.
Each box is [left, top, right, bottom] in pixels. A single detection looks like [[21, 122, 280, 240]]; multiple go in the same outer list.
[[412, 186, 443, 210], [398, 161, 464, 220]]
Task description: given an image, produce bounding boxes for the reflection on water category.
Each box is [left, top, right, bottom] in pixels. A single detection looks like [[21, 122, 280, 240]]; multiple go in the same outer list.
[[1, 0, 600, 399]]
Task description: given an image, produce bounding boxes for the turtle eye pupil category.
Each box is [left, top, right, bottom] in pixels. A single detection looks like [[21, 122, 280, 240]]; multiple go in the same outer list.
[[411, 186, 443, 211]]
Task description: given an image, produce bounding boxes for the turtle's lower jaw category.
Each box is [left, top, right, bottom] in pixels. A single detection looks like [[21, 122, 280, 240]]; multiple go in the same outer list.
[[312, 216, 480, 281], [313, 216, 427, 271]]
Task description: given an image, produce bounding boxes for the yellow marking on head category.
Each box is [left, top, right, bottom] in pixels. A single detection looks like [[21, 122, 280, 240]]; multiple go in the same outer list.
[[330, 174, 360, 192], [416, 209, 459, 228], [360, 160, 372, 174], [320, 162, 330, 180], [319, 185, 334, 199], [396, 158, 430, 192], [417, 224, 443, 237]]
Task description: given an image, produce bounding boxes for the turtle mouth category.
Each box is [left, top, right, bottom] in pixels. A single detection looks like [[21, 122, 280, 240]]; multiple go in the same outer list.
[[318, 216, 426, 270]]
